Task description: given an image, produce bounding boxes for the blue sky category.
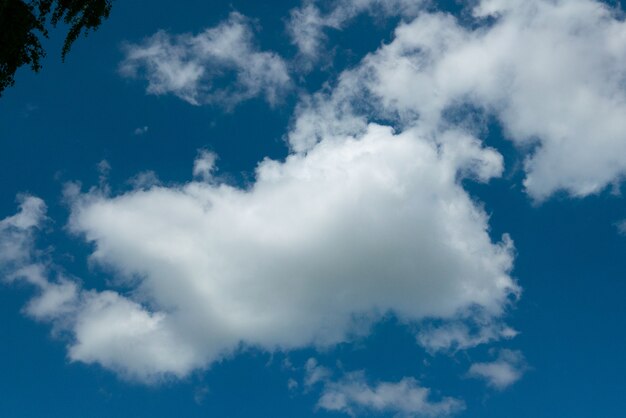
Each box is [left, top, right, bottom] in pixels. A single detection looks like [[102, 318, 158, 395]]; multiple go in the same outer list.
[[1, 0, 626, 417]]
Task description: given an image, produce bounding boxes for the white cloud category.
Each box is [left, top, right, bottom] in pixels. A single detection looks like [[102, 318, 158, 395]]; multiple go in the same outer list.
[[0, 195, 47, 268], [120, 12, 291, 107], [5, 1, 575, 387], [120, 0, 626, 199], [467, 349, 527, 390], [192, 150, 217, 181], [24, 274, 79, 320], [53, 122, 518, 380], [1, 122, 518, 382], [0, 197, 203, 381], [287, 74, 369, 153], [68, 290, 202, 379], [417, 319, 518, 354], [0, 198, 80, 331], [287, 0, 426, 66], [287, 377, 299, 391], [287, 3, 327, 64], [128, 171, 161, 190], [292, 0, 626, 200], [304, 358, 333, 388], [317, 371, 464, 417]]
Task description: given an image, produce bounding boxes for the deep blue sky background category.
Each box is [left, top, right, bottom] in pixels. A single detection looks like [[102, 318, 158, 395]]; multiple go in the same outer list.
[[1, 1, 626, 416]]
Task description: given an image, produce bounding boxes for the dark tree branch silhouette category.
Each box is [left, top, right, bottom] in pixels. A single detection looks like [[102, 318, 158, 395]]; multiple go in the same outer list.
[[0, 0, 112, 95]]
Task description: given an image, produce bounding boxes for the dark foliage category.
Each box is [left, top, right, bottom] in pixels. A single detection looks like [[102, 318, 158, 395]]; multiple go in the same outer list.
[[0, 0, 112, 95]]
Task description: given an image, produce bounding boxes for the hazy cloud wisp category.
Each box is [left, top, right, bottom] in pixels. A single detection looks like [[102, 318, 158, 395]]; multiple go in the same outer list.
[[120, 12, 291, 107]]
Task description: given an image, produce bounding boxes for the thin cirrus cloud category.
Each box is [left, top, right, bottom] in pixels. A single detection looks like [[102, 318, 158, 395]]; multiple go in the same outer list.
[[119, 12, 291, 107], [290, 0, 626, 200]]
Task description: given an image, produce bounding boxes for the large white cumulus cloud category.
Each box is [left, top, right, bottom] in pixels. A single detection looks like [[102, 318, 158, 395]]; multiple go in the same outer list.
[[41, 123, 517, 380], [292, 0, 626, 200]]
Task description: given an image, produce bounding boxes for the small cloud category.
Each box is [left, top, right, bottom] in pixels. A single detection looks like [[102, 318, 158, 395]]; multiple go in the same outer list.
[[467, 349, 528, 390], [282, 357, 295, 371], [304, 358, 332, 388], [193, 150, 218, 181], [134, 126, 149, 135], [286, 0, 425, 70], [97, 160, 111, 190], [97, 160, 111, 176], [317, 370, 464, 417], [194, 385, 210, 405], [22, 103, 39, 118], [128, 171, 160, 190], [119, 12, 291, 108], [287, 378, 299, 391], [615, 219, 626, 235], [417, 320, 518, 354]]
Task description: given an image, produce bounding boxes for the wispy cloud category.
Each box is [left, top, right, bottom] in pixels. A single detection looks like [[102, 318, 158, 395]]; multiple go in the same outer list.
[[133, 125, 148, 135], [286, 0, 426, 68], [120, 12, 291, 108], [467, 349, 528, 390], [317, 370, 464, 417]]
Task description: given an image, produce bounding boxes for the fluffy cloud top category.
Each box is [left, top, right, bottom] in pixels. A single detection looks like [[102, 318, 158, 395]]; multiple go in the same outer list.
[[291, 0, 626, 200], [25, 122, 515, 380], [119, 12, 291, 107]]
